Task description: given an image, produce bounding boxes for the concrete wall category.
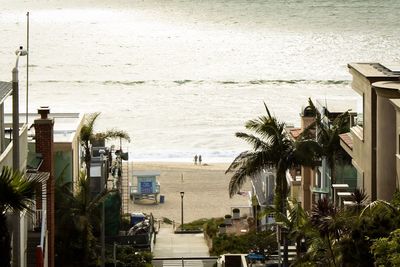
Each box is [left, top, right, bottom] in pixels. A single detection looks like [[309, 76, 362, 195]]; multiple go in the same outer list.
[[375, 87, 399, 200], [348, 67, 376, 200], [348, 63, 400, 201]]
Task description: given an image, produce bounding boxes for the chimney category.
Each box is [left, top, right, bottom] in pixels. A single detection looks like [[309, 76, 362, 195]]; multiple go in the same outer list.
[[34, 106, 55, 267], [38, 106, 50, 119]]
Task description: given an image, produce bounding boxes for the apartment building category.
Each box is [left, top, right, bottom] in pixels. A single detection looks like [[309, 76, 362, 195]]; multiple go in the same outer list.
[[344, 63, 400, 201], [288, 99, 357, 211]]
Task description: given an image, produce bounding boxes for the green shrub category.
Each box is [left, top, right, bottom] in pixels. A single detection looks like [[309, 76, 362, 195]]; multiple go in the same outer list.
[[162, 217, 173, 224], [204, 218, 224, 238], [105, 245, 153, 267], [210, 230, 277, 256]]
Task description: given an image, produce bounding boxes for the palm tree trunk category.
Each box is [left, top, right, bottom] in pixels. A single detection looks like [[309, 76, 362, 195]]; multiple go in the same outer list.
[[327, 235, 337, 267], [330, 160, 337, 206], [85, 145, 91, 179], [0, 214, 11, 267], [82, 225, 89, 266], [275, 166, 289, 267]]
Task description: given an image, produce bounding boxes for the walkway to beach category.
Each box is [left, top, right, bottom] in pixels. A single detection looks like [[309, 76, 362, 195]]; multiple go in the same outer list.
[[153, 224, 209, 257]]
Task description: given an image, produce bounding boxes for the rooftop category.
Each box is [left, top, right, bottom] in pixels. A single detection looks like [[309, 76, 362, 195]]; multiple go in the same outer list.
[[287, 128, 302, 139], [133, 171, 161, 177], [348, 63, 400, 78], [339, 132, 353, 150], [4, 112, 83, 143], [372, 81, 400, 91]]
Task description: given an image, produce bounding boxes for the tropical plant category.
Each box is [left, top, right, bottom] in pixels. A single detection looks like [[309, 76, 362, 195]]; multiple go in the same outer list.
[[309, 198, 344, 267], [0, 167, 44, 267], [226, 103, 321, 213], [299, 191, 400, 267], [80, 112, 130, 179], [56, 171, 116, 266], [261, 199, 311, 258], [371, 228, 400, 267], [106, 246, 152, 267], [226, 103, 320, 267], [301, 98, 351, 189], [210, 229, 277, 256]]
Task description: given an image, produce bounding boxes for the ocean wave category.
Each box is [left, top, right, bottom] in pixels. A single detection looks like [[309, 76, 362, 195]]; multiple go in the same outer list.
[[243, 79, 350, 85], [173, 79, 193, 85], [35, 79, 350, 86], [103, 80, 145, 85]]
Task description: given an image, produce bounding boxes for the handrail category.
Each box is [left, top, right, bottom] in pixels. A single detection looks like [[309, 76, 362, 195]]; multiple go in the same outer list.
[[40, 209, 47, 248], [153, 257, 219, 260], [44, 230, 48, 267]]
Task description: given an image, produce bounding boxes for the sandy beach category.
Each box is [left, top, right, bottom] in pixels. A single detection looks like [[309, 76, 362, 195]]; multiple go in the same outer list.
[[128, 162, 251, 223]]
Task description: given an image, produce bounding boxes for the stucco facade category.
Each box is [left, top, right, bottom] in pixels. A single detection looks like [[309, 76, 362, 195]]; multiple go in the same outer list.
[[347, 63, 400, 201]]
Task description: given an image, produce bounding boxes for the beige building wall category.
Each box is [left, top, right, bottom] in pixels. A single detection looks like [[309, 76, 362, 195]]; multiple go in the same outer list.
[[393, 99, 400, 190], [54, 115, 84, 183], [373, 82, 400, 200], [300, 109, 315, 211], [348, 63, 399, 201]]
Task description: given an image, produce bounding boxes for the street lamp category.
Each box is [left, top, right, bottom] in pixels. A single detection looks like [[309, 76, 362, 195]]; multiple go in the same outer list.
[[13, 46, 28, 171], [180, 191, 184, 231], [99, 149, 108, 267]]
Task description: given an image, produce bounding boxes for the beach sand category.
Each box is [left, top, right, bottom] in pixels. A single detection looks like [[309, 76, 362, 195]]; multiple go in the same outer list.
[[128, 162, 251, 223]]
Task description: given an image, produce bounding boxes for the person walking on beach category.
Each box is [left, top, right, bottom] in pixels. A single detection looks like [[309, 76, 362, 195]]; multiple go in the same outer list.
[[199, 155, 202, 165], [194, 155, 198, 165]]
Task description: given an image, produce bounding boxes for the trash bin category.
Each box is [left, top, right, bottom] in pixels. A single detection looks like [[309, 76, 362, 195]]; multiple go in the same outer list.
[[130, 213, 145, 226], [159, 195, 165, 203]]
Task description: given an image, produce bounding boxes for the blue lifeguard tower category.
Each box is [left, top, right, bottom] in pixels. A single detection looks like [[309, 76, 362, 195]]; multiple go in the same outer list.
[[130, 171, 161, 203]]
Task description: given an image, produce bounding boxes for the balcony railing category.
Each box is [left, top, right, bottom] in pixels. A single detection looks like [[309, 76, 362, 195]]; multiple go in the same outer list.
[[0, 124, 28, 170]]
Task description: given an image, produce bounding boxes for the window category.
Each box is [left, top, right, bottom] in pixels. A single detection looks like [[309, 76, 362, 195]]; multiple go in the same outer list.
[[355, 93, 364, 127]]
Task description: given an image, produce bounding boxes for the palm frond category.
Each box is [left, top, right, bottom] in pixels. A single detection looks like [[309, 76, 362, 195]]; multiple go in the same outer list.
[[259, 205, 290, 225], [93, 129, 131, 143], [80, 112, 101, 143], [294, 140, 322, 166], [360, 200, 398, 218], [227, 150, 272, 197], [245, 116, 285, 142], [263, 101, 272, 119], [235, 132, 269, 151], [0, 167, 41, 214], [87, 188, 118, 213]]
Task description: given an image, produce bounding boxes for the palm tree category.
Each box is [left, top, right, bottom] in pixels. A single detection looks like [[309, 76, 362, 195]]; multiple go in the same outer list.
[[226, 103, 321, 213], [80, 112, 131, 179], [310, 198, 344, 267], [301, 98, 350, 190], [226, 103, 320, 267], [0, 167, 44, 267], [262, 199, 311, 258], [56, 170, 116, 266]]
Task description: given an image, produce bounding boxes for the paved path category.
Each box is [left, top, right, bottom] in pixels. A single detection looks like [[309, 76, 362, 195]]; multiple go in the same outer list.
[[153, 224, 209, 257]]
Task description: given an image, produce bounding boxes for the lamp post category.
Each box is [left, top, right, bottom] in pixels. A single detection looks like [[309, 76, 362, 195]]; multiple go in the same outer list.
[[180, 191, 184, 231], [99, 149, 107, 267], [13, 46, 28, 172]]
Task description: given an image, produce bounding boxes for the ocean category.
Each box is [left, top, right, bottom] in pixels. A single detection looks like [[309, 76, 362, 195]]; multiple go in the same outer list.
[[0, 0, 399, 162]]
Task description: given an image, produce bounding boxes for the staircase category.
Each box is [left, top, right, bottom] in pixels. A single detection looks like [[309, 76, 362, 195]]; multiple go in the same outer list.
[[121, 161, 130, 214], [26, 231, 40, 267]]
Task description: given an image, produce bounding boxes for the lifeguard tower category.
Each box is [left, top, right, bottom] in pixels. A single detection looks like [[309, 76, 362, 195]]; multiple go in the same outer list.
[[130, 171, 161, 203]]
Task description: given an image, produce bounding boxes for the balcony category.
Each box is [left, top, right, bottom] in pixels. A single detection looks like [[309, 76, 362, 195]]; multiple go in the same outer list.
[[0, 124, 28, 170]]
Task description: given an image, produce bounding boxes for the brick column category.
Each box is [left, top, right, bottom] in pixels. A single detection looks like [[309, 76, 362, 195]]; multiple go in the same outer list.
[[34, 106, 54, 267]]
